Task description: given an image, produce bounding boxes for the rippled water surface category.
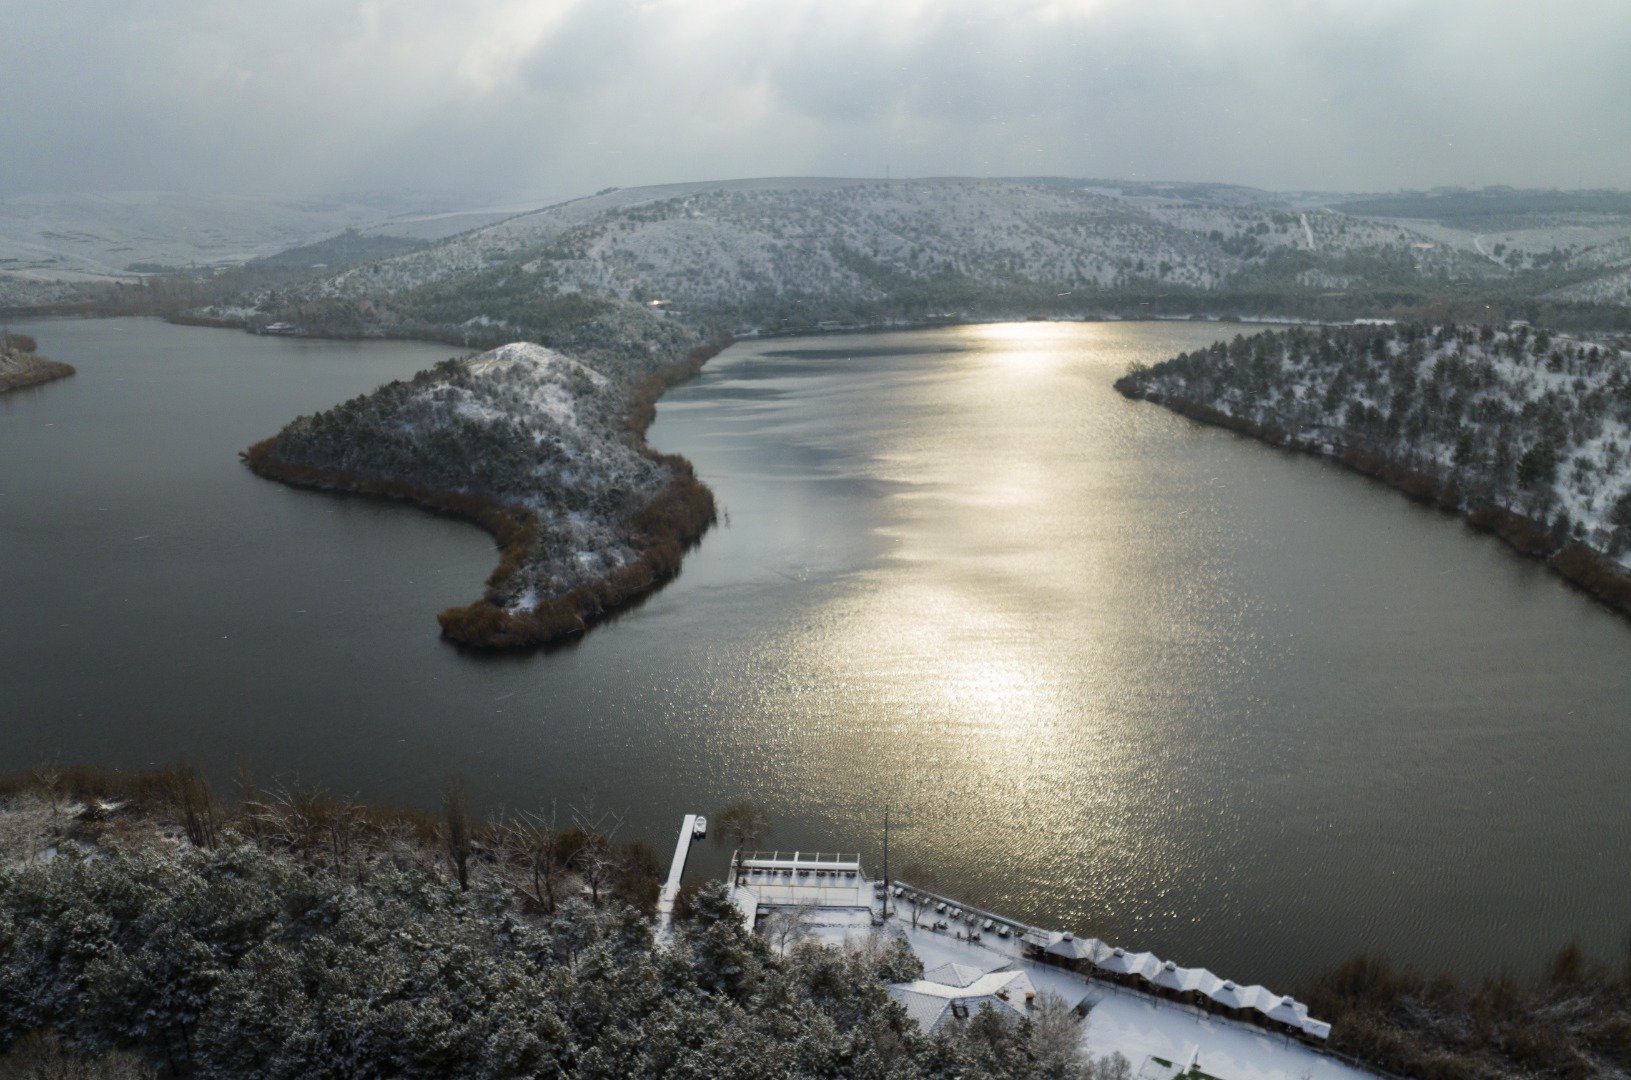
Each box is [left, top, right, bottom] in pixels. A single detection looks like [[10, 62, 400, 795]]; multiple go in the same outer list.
[[5, 317, 1631, 987]]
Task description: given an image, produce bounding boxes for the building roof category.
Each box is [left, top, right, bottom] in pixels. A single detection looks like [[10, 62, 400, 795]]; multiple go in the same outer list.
[[1043, 933, 1103, 962], [922, 962, 988, 988], [888, 968, 1037, 1034], [1087, 950, 1328, 1039], [729, 850, 878, 929]]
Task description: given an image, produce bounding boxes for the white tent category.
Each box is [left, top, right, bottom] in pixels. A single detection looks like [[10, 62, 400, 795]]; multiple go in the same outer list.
[[1261, 994, 1311, 1028], [1126, 951, 1163, 981], [1093, 947, 1138, 975], [1064, 940, 1333, 1040], [1206, 979, 1251, 1010], [1148, 959, 1195, 994], [1044, 933, 1100, 963]]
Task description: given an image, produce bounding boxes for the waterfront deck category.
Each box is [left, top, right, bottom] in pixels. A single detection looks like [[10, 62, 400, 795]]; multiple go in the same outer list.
[[721, 851, 1372, 1080]]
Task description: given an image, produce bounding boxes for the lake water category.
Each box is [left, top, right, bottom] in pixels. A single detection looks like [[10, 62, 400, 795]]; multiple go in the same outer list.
[[4, 316, 1630, 989]]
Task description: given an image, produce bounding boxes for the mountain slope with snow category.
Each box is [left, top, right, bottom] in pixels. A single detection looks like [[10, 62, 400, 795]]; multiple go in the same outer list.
[[1117, 322, 1631, 612], [225, 179, 1631, 343]]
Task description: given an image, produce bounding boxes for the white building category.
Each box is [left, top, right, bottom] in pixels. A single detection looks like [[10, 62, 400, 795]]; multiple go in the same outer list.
[[889, 964, 1044, 1033], [727, 850, 877, 935]]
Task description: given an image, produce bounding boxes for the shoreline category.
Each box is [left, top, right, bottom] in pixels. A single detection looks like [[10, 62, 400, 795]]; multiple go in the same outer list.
[[244, 335, 730, 650], [1114, 378, 1631, 621], [5, 761, 1624, 1080], [0, 349, 75, 395]]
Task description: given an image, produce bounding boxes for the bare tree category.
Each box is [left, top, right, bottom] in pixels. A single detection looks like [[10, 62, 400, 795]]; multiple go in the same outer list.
[[1029, 991, 1089, 1078], [764, 901, 818, 954], [323, 793, 367, 878], [569, 798, 625, 906], [714, 801, 770, 850], [232, 762, 263, 842], [0, 794, 55, 863], [900, 863, 937, 930], [443, 774, 472, 892], [493, 802, 570, 913], [170, 764, 216, 850], [379, 817, 436, 875], [1087, 1053, 1131, 1080]]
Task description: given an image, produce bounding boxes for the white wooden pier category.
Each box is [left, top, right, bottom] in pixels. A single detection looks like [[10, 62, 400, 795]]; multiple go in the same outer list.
[[655, 813, 706, 942]]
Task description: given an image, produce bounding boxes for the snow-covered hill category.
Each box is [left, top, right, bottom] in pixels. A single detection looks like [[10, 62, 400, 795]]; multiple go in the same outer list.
[[231, 179, 1631, 341], [0, 192, 524, 308], [0, 192, 402, 277], [1118, 323, 1631, 606], [247, 319, 716, 648], [271, 340, 666, 593]]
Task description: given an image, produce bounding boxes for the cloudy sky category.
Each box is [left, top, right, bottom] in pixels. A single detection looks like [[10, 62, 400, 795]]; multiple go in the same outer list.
[[4, 0, 1627, 205]]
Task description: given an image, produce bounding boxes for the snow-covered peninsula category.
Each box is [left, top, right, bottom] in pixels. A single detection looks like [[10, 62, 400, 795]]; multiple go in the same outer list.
[[0, 334, 73, 394], [1117, 322, 1631, 616], [245, 328, 723, 648]]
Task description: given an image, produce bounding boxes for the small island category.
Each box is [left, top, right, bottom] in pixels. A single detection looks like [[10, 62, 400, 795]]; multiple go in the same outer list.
[[1117, 322, 1631, 617], [0, 333, 74, 393], [246, 324, 727, 649]]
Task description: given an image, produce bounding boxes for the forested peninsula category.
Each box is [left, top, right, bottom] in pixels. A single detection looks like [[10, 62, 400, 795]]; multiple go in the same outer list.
[[1116, 322, 1631, 617], [0, 334, 73, 394], [244, 306, 725, 649]]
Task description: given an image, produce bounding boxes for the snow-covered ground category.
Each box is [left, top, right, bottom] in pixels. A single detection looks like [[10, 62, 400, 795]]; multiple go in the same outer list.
[[0, 191, 402, 277], [812, 922, 1371, 1080]]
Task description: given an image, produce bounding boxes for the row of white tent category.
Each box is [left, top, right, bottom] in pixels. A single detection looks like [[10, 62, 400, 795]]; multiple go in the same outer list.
[[1024, 931, 1332, 1041]]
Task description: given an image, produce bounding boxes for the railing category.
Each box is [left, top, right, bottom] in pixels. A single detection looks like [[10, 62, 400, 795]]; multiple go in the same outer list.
[[737, 850, 862, 866], [891, 880, 1040, 937]]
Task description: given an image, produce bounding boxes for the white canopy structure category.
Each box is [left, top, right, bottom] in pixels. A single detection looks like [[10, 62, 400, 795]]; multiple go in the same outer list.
[[1094, 947, 1161, 981], [1043, 932, 1102, 963], [1081, 947, 1331, 1040], [1148, 959, 1204, 995]]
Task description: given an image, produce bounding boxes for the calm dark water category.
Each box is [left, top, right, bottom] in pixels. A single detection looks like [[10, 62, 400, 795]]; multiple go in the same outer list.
[[5, 317, 1631, 988]]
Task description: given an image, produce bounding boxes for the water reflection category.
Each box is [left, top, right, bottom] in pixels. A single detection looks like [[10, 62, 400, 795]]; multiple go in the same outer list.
[[663, 322, 1631, 983], [6, 318, 1631, 987]]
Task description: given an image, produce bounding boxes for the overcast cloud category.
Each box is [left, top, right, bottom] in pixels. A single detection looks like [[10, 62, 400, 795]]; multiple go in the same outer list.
[[3, 0, 1627, 204]]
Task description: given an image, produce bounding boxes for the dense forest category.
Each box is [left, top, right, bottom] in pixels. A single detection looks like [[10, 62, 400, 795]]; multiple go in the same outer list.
[[1117, 323, 1631, 615], [1305, 948, 1631, 1079], [0, 769, 1129, 1079]]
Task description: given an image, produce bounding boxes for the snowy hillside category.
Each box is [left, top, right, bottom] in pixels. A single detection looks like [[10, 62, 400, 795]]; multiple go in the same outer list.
[[231, 179, 1631, 342], [0, 192, 520, 309], [248, 326, 716, 648], [0, 192, 400, 277], [265, 342, 662, 592], [1119, 322, 1631, 586]]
